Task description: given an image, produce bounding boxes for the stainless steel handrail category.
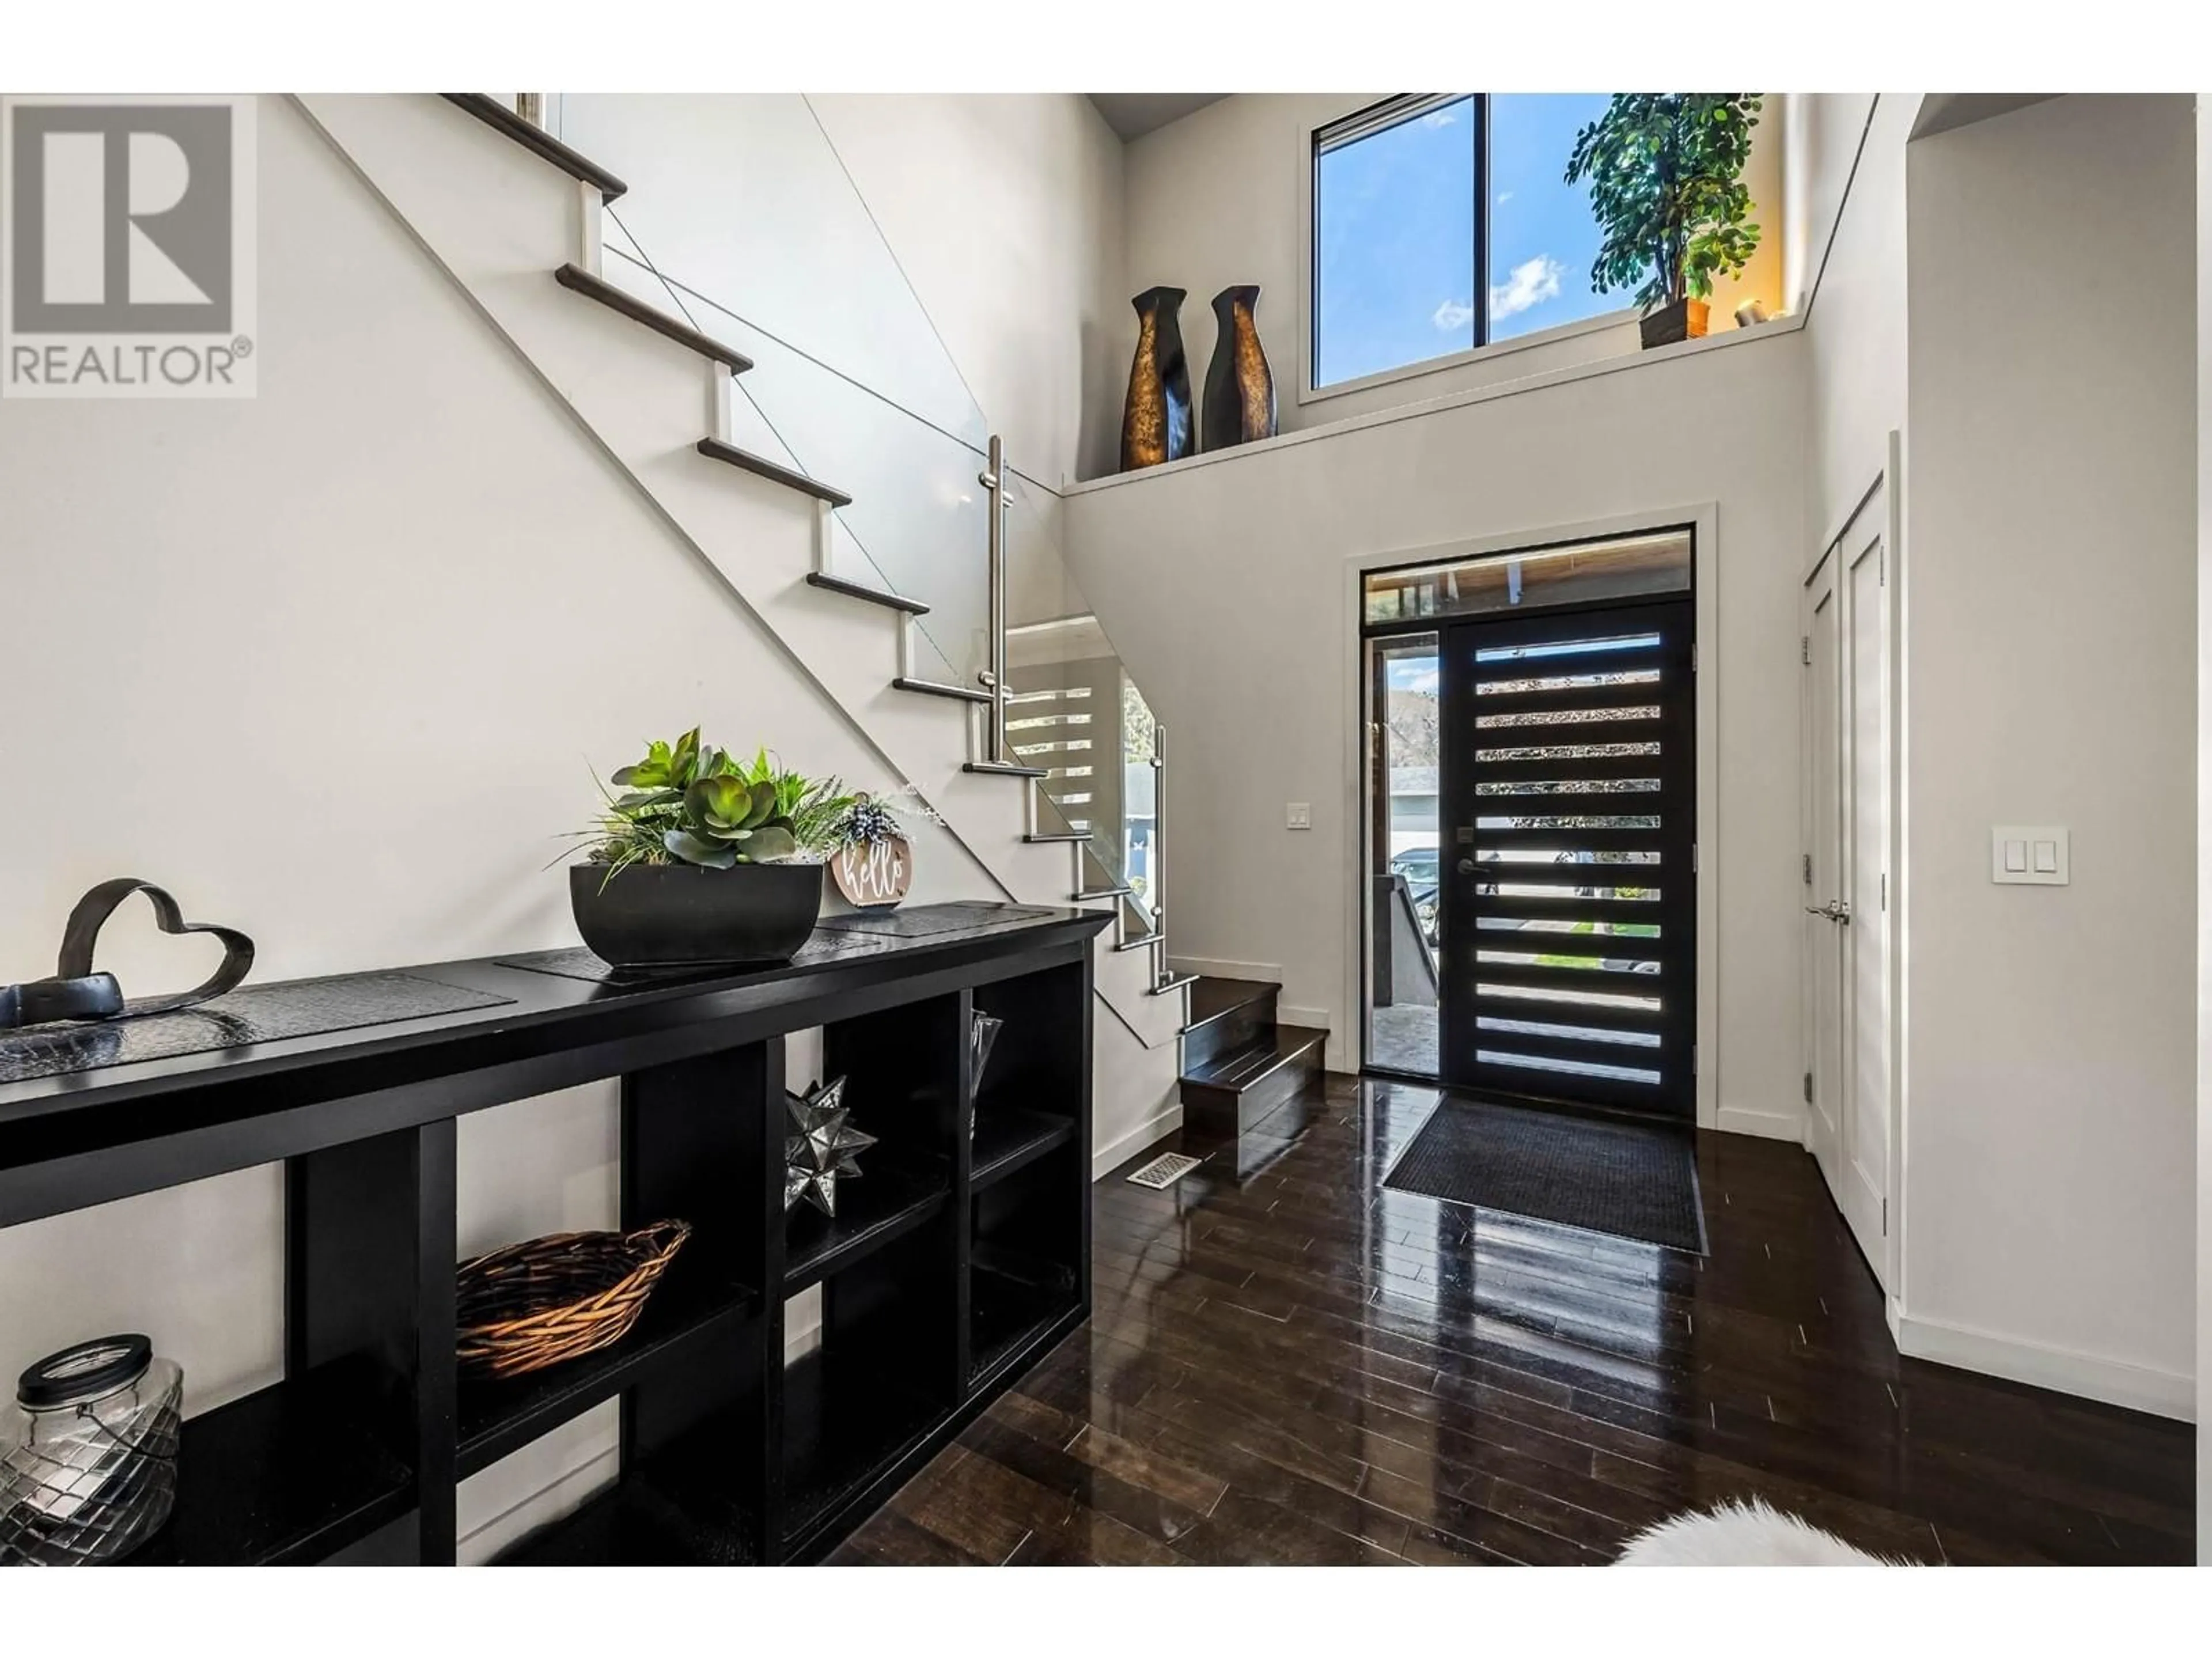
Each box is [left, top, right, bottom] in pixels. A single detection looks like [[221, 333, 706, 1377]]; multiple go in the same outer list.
[[979, 434, 1007, 763], [1150, 723, 1169, 988]]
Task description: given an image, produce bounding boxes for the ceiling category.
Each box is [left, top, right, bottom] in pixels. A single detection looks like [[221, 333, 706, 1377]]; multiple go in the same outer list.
[[1086, 94, 1227, 142]]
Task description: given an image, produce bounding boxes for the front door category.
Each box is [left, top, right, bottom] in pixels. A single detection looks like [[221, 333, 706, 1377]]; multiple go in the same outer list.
[[1438, 599, 1697, 1119]]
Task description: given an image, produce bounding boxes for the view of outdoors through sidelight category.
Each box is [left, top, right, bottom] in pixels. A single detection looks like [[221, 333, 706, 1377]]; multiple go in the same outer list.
[[1368, 636, 1442, 1075]]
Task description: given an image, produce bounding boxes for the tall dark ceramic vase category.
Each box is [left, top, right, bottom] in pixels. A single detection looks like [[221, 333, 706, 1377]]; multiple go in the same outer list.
[[1120, 286, 1192, 471], [1200, 285, 1277, 453]]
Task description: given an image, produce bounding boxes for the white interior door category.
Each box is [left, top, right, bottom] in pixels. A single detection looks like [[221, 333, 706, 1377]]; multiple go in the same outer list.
[[1840, 522, 1890, 1263], [1802, 555, 1844, 1199], [1802, 485, 1893, 1283]]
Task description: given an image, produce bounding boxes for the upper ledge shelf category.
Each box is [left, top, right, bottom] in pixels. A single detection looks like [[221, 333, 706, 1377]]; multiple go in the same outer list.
[[1062, 310, 1802, 497]]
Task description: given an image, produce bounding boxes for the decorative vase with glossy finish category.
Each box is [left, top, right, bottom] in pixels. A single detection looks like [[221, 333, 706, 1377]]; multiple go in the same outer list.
[[569, 862, 824, 968], [1200, 284, 1277, 452], [1120, 286, 1192, 471]]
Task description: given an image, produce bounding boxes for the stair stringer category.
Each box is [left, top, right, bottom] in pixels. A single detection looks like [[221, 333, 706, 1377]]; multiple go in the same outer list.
[[294, 93, 1185, 1062]]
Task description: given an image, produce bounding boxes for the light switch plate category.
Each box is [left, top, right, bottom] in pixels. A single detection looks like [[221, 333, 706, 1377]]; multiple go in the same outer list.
[[1992, 825, 2068, 885], [1286, 802, 1312, 831]]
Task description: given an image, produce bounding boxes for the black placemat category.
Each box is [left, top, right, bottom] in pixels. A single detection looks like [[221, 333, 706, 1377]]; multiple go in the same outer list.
[[814, 902, 1058, 938], [1383, 1096, 1706, 1253], [0, 972, 513, 1085]]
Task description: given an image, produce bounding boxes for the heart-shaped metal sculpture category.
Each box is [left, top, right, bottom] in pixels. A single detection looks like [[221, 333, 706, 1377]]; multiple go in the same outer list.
[[0, 879, 255, 1031]]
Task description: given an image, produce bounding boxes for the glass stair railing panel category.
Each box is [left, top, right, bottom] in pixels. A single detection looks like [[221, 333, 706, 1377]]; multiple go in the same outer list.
[[1003, 472, 1158, 930], [592, 246, 980, 689], [555, 96, 987, 453]]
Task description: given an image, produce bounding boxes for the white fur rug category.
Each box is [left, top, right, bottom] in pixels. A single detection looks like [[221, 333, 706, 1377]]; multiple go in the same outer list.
[[1614, 1499, 1910, 1566]]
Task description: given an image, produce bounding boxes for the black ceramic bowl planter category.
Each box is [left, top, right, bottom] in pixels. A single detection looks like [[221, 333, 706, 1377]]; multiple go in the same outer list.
[[569, 861, 824, 968]]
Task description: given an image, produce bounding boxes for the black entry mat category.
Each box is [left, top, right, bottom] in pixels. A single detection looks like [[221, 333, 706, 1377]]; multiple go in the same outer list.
[[0, 972, 512, 1085], [814, 902, 1057, 937], [1384, 1096, 1706, 1253]]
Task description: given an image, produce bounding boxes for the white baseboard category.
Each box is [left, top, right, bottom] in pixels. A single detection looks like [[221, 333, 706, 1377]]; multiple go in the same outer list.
[[1168, 953, 1282, 983], [1714, 1104, 1803, 1142], [1895, 1311, 2195, 1421], [1279, 1004, 1331, 1033], [1093, 1101, 1183, 1180]]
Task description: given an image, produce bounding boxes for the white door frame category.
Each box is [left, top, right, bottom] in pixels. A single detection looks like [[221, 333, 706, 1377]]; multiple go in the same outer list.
[[1342, 502, 1721, 1130], [1801, 433, 1905, 1296]]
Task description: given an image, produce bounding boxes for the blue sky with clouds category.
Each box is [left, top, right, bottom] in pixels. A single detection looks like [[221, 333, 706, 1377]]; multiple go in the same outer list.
[[1316, 94, 1614, 387]]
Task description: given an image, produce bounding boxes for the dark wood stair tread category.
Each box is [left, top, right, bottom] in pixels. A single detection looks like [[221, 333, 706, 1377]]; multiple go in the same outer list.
[[1071, 886, 1131, 902], [964, 761, 1047, 779], [804, 572, 926, 615], [699, 439, 853, 507], [441, 94, 628, 201], [1185, 975, 1278, 1030], [1180, 1025, 1325, 1092], [1025, 831, 1092, 844], [891, 676, 988, 702], [555, 264, 752, 372]]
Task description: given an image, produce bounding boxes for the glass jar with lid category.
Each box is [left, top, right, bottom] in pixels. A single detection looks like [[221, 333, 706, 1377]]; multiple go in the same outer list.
[[0, 1334, 183, 1565]]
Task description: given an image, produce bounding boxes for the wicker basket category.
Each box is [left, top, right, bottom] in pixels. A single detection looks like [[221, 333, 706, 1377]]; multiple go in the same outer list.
[[455, 1220, 691, 1381]]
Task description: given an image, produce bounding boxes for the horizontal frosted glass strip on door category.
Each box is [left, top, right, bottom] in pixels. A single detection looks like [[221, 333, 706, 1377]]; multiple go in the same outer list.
[[1476, 815, 1660, 830], [1475, 778, 1661, 795], [1364, 527, 1691, 624], [1478, 858, 1654, 871], [1476, 669, 1661, 695], [1479, 1016, 1661, 1048], [1476, 952, 1657, 975], [1479, 705, 1661, 730], [1477, 1050, 1662, 1085], [1476, 743, 1660, 761], [1477, 918, 1661, 937], [1487, 882, 1659, 901], [1476, 983, 1662, 1012], [1474, 632, 1661, 662]]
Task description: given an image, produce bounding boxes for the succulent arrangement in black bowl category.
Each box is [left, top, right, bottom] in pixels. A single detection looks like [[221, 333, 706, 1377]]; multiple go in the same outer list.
[[570, 728, 858, 967]]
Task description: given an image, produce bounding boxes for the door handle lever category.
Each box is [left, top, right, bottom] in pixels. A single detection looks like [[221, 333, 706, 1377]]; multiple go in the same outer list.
[[1804, 899, 1852, 923]]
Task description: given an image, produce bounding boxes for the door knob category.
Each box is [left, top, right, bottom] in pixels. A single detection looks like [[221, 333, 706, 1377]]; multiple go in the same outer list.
[[1456, 858, 1477, 875], [1804, 899, 1852, 923]]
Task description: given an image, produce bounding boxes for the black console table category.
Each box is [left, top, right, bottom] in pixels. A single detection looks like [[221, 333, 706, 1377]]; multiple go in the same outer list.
[[0, 903, 1111, 1565]]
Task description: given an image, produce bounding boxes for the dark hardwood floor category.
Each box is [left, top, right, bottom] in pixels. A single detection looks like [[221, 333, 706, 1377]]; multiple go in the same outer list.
[[829, 1076, 2196, 1566]]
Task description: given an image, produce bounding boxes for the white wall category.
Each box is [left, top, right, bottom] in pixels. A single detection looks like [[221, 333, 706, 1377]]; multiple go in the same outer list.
[[1062, 329, 1812, 1137], [0, 93, 988, 1556], [1794, 94, 1912, 546], [1898, 94, 2198, 1417], [552, 94, 1124, 493], [808, 95, 1127, 486], [1115, 94, 1787, 469]]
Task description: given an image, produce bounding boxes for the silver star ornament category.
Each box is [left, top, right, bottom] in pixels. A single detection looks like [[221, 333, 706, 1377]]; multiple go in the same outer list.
[[783, 1075, 876, 1218]]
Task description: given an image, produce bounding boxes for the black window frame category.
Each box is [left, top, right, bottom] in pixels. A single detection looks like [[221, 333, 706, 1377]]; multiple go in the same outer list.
[[1310, 92, 1492, 392]]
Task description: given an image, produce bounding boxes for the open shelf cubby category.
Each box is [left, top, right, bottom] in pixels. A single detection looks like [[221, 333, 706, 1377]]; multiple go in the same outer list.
[[0, 904, 1105, 1566]]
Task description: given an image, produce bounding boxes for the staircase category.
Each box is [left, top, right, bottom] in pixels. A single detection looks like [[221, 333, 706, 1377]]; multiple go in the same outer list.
[[298, 93, 1206, 1161], [1177, 977, 1327, 1145]]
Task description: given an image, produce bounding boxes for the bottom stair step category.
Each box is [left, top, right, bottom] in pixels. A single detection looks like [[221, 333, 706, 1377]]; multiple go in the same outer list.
[[1179, 1025, 1326, 1141]]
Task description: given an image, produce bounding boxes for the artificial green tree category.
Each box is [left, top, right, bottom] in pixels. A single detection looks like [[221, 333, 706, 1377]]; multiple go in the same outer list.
[[1564, 94, 1764, 317]]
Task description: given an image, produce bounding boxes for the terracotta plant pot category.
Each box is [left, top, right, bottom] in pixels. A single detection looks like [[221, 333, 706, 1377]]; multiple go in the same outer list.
[[569, 862, 823, 967], [1639, 297, 1710, 350]]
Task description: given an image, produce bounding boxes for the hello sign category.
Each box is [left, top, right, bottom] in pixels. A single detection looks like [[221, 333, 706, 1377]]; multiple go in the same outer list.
[[829, 836, 913, 909]]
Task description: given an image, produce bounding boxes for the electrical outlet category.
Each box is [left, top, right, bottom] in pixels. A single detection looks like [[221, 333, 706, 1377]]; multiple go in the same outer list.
[[1286, 802, 1312, 831]]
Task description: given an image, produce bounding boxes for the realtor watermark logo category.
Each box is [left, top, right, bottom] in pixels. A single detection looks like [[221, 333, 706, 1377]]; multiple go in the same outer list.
[[2, 94, 256, 398]]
